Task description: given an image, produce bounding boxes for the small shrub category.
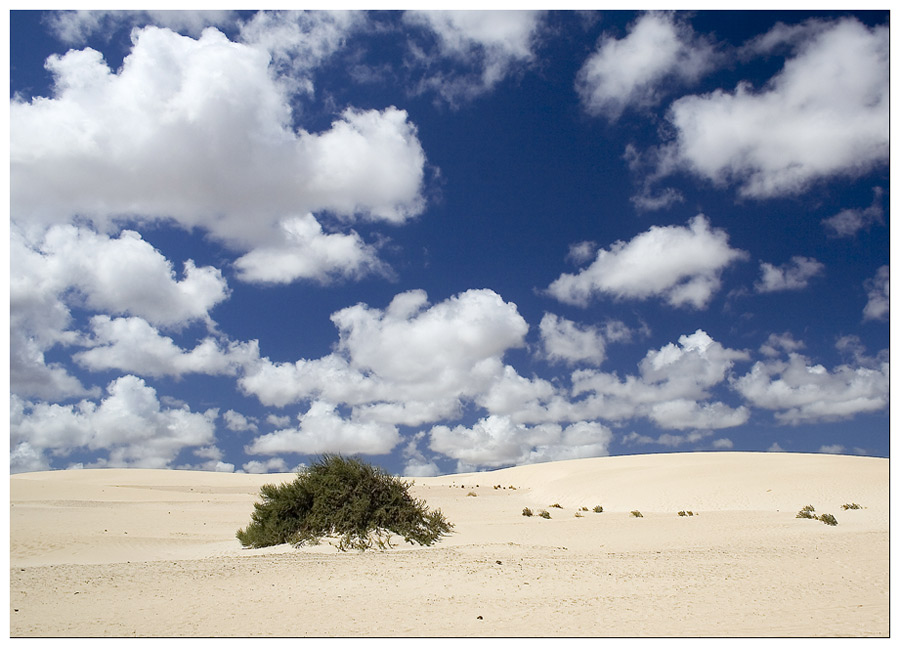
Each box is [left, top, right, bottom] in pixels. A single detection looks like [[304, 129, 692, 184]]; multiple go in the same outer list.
[[467, 491, 478, 497], [818, 513, 838, 526], [841, 503, 863, 510], [538, 510, 551, 519], [574, 511, 583, 518], [580, 506, 589, 511], [236, 455, 452, 551], [493, 485, 501, 490], [522, 507, 533, 517], [549, 503, 563, 509], [593, 505, 603, 514], [677, 511, 686, 517], [796, 506, 816, 519], [687, 511, 694, 516], [631, 510, 643, 518]]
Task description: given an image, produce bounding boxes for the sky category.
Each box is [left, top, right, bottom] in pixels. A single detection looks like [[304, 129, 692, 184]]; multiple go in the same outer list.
[[7, 9, 891, 476]]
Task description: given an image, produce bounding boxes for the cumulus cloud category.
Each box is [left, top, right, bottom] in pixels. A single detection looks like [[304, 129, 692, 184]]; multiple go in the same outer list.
[[755, 256, 824, 293], [245, 401, 400, 456], [403, 10, 545, 105], [539, 313, 609, 366], [43, 10, 239, 44], [239, 289, 529, 428], [576, 11, 717, 121], [656, 17, 888, 198], [11, 25, 427, 252], [547, 215, 747, 308], [10, 224, 229, 399], [862, 266, 889, 322], [732, 344, 889, 424], [571, 329, 750, 430], [74, 316, 259, 378], [238, 10, 364, 96], [430, 415, 611, 470], [822, 187, 885, 237], [232, 214, 390, 284], [223, 410, 259, 433], [10, 376, 218, 473]]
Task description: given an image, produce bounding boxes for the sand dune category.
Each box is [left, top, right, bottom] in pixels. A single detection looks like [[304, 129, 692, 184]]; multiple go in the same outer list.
[[9, 452, 889, 637]]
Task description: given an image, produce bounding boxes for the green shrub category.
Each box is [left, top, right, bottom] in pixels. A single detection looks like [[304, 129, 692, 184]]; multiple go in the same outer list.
[[236, 455, 453, 551], [549, 503, 563, 509], [796, 506, 816, 520], [841, 503, 863, 510], [593, 505, 603, 513], [818, 513, 838, 526], [677, 510, 686, 517], [538, 510, 551, 519], [631, 510, 643, 518], [467, 491, 478, 497], [522, 507, 533, 517], [580, 506, 589, 511]]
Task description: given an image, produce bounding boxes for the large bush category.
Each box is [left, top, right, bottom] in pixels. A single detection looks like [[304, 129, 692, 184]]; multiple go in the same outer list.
[[236, 455, 453, 551]]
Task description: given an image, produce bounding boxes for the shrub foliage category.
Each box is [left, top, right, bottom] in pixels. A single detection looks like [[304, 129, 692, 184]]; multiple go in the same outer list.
[[236, 455, 453, 551]]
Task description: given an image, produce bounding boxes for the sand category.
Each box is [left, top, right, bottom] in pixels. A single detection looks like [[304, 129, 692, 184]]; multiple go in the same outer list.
[[8, 452, 889, 637]]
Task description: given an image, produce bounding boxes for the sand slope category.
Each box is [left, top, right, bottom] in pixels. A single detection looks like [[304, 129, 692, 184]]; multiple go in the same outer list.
[[9, 452, 889, 637]]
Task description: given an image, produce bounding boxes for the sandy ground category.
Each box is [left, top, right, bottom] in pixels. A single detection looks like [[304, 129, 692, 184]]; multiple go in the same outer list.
[[8, 452, 889, 637]]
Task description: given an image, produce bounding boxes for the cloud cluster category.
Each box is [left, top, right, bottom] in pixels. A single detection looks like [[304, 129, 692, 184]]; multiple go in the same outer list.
[[755, 256, 824, 293], [733, 344, 889, 424], [10, 376, 218, 473], [863, 266, 889, 322], [659, 17, 888, 198], [546, 215, 747, 308], [403, 10, 545, 105], [576, 11, 716, 120], [11, 25, 427, 265]]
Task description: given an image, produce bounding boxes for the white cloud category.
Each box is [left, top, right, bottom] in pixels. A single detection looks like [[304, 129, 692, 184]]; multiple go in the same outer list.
[[10, 224, 229, 399], [576, 11, 716, 121], [822, 187, 885, 237], [547, 215, 747, 308], [759, 332, 805, 358], [11, 26, 427, 257], [10, 376, 218, 472], [402, 432, 441, 477], [223, 410, 258, 433], [539, 313, 608, 366], [658, 17, 888, 198], [238, 10, 364, 96], [17, 225, 229, 329], [74, 316, 259, 378], [863, 266, 889, 322], [818, 444, 845, 454], [245, 401, 400, 456], [430, 415, 611, 469], [233, 214, 389, 284], [403, 10, 545, 105], [571, 329, 750, 430], [732, 345, 889, 424], [755, 256, 824, 293], [44, 10, 239, 44], [240, 288, 528, 428]]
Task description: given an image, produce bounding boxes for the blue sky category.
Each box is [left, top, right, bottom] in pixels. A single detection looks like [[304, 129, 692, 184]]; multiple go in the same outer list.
[[8, 9, 890, 475]]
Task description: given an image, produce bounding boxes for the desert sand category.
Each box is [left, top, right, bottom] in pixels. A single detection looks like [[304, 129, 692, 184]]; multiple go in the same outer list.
[[8, 452, 889, 637]]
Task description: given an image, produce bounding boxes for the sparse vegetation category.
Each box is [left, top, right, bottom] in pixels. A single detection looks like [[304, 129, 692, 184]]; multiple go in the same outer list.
[[677, 510, 695, 517], [467, 491, 478, 497], [549, 503, 563, 509], [631, 510, 643, 518], [522, 507, 533, 517], [236, 455, 452, 551], [580, 506, 589, 511], [818, 513, 838, 526], [538, 510, 551, 519], [574, 511, 583, 518], [593, 505, 603, 513], [796, 505, 817, 520], [841, 503, 863, 510]]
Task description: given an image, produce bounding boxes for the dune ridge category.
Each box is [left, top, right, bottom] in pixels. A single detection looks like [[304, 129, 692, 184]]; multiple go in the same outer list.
[[9, 452, 889, 637]]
